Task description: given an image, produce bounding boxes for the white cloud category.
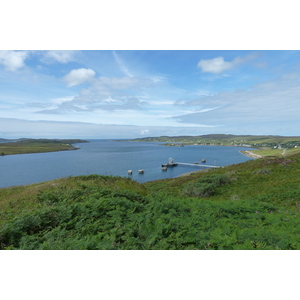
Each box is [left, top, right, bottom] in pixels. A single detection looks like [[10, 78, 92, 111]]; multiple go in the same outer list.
[[197, 57, 238, 73], [0, 50, 28, 71], [63, 68, 96, 87], [197, 53, 258, 74], [43, 50, 77, 63]]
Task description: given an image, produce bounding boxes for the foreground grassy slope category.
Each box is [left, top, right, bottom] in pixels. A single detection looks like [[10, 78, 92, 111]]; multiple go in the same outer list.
[[1, 153, 300, 250]]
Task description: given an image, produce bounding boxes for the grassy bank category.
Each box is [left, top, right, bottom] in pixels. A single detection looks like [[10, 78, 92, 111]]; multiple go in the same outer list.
[[1, 152, 300, 250], [250, 147, 300, 157], [0, 139, 87, 156]]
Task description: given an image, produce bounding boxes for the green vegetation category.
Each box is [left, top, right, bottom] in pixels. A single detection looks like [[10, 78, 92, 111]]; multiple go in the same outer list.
[[1, 152, 300, 250], [250, 147, 300, 157], [0, 139, 88, 155], [129, 134, 300, 149]]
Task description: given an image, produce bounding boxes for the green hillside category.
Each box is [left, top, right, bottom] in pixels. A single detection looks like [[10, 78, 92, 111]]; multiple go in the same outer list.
[[0, 139, 88, 156], [129, 134, 300, 149], [1, 153, 300, 250]]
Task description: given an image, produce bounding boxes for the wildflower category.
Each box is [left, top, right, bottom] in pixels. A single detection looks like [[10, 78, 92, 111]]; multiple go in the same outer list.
[[256, 211, 259, 214]]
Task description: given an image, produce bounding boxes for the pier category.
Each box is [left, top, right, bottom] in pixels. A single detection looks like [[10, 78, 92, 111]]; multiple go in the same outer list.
[[175, 162, 219, 168], [162, 157, 220, 169]]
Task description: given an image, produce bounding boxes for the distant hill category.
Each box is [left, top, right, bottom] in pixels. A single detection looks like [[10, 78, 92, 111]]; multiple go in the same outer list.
[[0, 138, 88, 155], [129, 134, 300, 149], [0, 138, 15, 143]]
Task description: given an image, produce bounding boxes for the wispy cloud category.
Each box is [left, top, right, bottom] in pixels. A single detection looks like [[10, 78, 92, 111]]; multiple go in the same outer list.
[[112, 51, 133, 77], [172, 70, 300, 134], [42, 50, 78, 64]]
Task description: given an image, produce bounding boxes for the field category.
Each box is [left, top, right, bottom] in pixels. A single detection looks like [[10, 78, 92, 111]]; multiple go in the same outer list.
[[0, 139, 87, 155], [130, 134, 300, 149], [250, 147, 300, 157], [1, 152, 300, 250]]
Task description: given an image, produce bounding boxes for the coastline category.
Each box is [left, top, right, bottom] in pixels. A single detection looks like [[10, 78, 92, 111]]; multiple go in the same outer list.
[[239, 150, 263, 159], [179, 149, 262, 178], [0, 139, 88, 156]]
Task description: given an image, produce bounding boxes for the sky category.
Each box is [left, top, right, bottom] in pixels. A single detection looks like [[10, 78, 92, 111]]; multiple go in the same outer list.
[[1, 50, 299, 138]]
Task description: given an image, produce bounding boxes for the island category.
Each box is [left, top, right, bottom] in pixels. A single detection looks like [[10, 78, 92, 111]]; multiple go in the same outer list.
[[0, 138, 88, 156]]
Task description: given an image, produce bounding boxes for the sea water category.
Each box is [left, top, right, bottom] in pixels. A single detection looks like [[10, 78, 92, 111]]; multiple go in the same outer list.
[[0, 140, 255, 188]]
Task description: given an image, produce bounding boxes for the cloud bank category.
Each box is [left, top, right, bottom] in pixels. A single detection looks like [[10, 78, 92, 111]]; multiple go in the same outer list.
[[0, 118, 211, 139], [173, 71, 300, 135]]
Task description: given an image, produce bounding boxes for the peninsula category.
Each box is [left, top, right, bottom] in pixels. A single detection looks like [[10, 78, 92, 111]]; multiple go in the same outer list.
[[0, 138, 88, 156]]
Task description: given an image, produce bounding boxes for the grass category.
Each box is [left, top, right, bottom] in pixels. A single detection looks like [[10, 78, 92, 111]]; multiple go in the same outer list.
[[1, 153, 300, 249], [0, 139, 87, 155], [251, 147, 300, 157]]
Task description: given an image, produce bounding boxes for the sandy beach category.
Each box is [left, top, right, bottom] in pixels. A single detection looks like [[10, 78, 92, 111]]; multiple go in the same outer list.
[[240, 150, 263, 159]]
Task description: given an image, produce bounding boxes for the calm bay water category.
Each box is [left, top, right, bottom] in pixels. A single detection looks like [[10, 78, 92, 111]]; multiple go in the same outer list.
[[0, 140, 255, 188]]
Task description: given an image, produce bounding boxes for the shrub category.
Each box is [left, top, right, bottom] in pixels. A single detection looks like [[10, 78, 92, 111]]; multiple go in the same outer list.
[[182, 174, 229, 197], [252, 168, 271, 175]]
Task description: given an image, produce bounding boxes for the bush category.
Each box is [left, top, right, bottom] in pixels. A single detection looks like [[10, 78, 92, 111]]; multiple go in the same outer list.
[[252, 168, 271, 175], [182, 174, 229, 197]]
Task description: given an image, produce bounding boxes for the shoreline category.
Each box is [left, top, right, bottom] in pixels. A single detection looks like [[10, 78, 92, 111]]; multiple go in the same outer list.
[[239, 150, 263, 159], [178, 149, 261, 178], [0, 139, 88, 156]]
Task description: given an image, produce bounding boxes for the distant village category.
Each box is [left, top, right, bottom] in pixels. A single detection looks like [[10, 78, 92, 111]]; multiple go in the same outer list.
[[130, 135, 300, 150]]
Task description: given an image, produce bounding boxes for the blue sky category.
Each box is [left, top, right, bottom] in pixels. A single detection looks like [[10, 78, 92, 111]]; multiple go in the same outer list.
[[1, 50, 300, 138]]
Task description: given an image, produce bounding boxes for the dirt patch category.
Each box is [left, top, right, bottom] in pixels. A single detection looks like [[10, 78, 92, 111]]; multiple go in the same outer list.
[[263, 157, 293, 166]]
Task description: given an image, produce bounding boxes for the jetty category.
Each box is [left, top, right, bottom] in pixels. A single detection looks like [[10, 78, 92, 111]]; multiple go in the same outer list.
[[162, 157, 220, 170], [175, 162, 219, 168]]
